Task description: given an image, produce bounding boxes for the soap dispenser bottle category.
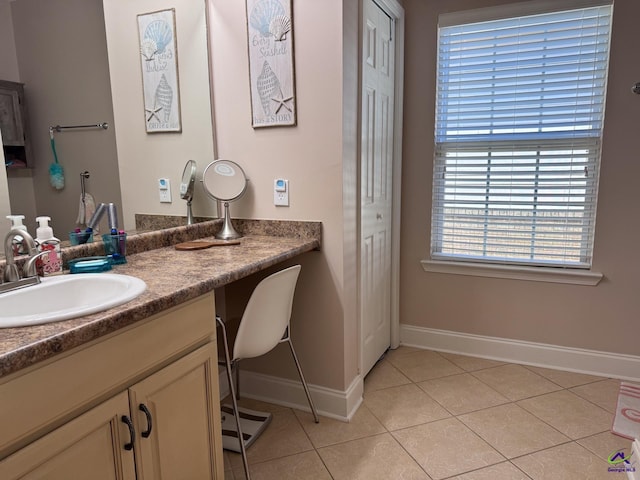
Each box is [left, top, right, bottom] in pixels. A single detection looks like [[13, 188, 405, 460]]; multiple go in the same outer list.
[[6, 215, 29, 255], [35, 216, 62, 276]]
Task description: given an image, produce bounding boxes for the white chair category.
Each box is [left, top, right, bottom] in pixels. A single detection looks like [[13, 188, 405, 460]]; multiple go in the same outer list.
[[215, 265, 319, 480]]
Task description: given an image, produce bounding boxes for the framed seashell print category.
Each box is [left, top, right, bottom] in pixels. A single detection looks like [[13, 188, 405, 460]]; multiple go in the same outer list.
[[246, 0, 296, 128], [137, 8, 182, 133]]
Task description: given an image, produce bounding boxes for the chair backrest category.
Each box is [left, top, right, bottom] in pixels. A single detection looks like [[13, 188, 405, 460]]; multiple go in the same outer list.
[[232, 265, 301, 361]]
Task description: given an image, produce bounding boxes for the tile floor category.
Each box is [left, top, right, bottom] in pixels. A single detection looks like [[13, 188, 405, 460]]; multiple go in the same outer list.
[[223, 347, 633, 479]]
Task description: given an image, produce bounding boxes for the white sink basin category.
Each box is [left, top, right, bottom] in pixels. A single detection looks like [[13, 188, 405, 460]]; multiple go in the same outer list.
[[0, 273, 147, 328]]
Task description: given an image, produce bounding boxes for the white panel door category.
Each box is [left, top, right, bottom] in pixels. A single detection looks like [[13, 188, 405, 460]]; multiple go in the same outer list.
[[361, 0, 395, 377]]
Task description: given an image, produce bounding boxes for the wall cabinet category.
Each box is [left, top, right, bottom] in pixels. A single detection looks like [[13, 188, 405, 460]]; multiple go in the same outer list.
[[0, 294, 224, 479], [0, 80, 32, 169]]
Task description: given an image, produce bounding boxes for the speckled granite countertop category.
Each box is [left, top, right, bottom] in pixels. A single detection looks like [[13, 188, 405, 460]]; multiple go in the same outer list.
[[0, 218, 321, 378]]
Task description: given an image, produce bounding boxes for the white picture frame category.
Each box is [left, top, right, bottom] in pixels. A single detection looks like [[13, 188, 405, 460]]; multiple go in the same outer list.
[[137, 8, 182, 133], [245, 0, 296, 128]]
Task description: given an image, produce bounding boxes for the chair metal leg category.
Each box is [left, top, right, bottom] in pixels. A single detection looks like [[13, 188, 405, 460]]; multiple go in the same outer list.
[[216, 317, 251, 480], [285, 338, 319, 423], [235, 360, 241, 401]]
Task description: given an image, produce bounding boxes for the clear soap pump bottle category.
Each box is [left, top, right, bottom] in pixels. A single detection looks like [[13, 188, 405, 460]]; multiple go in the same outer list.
[[35, 216, 62, 276]]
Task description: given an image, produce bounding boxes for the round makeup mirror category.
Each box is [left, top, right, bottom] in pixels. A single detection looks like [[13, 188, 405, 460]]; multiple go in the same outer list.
[[180, 159, 197, 225], [202, 159, 248, 240]]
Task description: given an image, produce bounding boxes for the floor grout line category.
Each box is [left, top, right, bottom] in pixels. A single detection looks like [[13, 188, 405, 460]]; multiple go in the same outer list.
[[223, 347, 628, 479]]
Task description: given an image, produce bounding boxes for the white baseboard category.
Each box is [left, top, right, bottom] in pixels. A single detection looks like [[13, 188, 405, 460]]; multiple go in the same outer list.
[[400, 325, 640, 382], [218, 367, 363, 422]]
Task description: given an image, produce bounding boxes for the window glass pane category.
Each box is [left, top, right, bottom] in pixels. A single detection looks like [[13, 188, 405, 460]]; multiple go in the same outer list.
[[432, 3, 612, 267]]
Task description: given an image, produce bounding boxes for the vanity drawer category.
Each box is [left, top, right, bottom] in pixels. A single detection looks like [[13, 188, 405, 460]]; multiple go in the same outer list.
[[0, 293, 216, 459]]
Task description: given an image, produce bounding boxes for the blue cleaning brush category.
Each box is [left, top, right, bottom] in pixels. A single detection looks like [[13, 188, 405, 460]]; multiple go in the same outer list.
[[49, 128, 65, 190]]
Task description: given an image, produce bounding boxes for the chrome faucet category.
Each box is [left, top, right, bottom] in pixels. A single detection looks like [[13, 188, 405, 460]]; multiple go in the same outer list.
[[1, 228, 45, 293]]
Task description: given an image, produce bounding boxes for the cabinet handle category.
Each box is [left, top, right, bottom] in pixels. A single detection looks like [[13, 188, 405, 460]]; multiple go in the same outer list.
[[121, 415, 135, 451], [139, 403, 153, 438]]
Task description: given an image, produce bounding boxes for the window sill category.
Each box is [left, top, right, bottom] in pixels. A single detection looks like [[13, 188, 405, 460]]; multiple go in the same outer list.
[[421, 259, 603, 286]]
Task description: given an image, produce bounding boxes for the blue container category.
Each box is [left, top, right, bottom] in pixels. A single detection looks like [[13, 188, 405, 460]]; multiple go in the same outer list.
[[68, 256, 112, 274], [102, 233, 127, 264], [69, 231, 94, 245]]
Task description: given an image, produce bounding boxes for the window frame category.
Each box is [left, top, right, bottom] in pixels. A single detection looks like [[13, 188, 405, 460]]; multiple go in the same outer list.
[[428, 0, 612, 275]]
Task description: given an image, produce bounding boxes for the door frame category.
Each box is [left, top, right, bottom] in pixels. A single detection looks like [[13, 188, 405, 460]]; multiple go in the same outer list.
[[357, 0, 405, 374]]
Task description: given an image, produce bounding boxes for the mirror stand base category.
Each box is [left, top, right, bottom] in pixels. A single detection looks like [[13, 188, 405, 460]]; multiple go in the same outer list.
[[215, 202, 241, 240], [186, 201, 194, 226]]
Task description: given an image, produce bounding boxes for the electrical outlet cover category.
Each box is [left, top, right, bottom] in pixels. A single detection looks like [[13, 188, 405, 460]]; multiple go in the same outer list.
[[274, 178, 289, 206], [159, 178, 172, 203]]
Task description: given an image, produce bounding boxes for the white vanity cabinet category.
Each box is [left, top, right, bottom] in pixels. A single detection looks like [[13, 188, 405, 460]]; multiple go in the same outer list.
[[0, 391, 137, 479], [129, 343, 220, 479], [0, 294, 224, 479]]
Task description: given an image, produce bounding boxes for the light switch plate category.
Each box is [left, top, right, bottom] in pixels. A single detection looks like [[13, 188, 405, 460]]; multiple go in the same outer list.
[[274, 178, 289, 206], [159, 178, 172, 203]]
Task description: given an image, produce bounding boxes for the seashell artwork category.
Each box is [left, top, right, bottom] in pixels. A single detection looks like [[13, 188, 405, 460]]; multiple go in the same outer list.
[[138, 9, 181, 132], [140, 38, 158, 61], [144, 20, 173, 54], [250, 0, 285, 37], [269, 15, 291, 41], [256, 61, 282, 116], [154, 74, 174, 122], [246, 0, 296, 127]]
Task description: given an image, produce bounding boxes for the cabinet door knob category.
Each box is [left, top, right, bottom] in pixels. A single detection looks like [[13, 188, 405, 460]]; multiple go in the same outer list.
[[121, 415, 135, 451], [139, 403, 153, 438]]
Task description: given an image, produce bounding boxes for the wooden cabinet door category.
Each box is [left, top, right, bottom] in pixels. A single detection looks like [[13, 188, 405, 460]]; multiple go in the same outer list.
[[129, 342, 224, 480], [0, 84, 24, 146], [0, 392, 136, 480]]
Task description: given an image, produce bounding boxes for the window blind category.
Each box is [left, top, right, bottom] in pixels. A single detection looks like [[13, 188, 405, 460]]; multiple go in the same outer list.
[[431, 3, 612, 268]]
